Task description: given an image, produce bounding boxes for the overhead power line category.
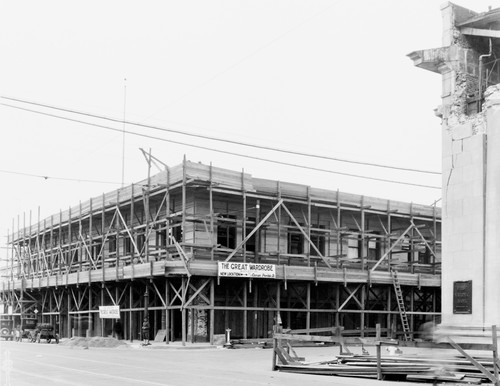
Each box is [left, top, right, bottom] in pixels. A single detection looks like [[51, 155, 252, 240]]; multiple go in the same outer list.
[[1, 96, 440, 175], [1, 101, 441, 190], [0, 168, 123, 185]]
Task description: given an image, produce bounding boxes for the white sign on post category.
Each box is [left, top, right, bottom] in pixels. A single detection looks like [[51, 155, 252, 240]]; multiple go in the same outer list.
[[99, 305, 120, 319], [218, 262, 276, 278]]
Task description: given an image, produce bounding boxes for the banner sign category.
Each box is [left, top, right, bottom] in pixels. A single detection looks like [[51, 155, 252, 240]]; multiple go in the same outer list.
[[218, 262, 276, 279], [99, 305, 120, 319]]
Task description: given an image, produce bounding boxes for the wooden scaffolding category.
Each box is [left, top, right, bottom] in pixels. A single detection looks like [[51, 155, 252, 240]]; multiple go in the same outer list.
[[0, 158, 441, 344]]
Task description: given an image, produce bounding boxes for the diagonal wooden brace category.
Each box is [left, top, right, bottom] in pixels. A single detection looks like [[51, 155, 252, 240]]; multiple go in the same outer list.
[[224, 199, 284, 262], [370, 223, 415, 273], [281, 203, 332, 269]]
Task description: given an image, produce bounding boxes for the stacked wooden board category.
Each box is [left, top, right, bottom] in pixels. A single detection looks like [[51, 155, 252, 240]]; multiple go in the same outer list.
[[276, 350, 499, 382], [272, 326, 500, 384]]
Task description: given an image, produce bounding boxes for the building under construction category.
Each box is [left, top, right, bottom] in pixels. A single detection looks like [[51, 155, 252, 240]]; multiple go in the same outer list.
[[0, 159, 441, 344]]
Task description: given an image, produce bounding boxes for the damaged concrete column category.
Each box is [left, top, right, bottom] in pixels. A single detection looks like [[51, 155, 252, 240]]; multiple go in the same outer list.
[[409, 2, 500, 340]]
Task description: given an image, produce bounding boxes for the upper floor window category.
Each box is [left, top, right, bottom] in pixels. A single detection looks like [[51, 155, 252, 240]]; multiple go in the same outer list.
[[419, 246, 432, 264], [124, 237, 132, 255], [93, 242, 102, 259], [367, 236, 380, 260], [288, 223, 304, 255], [137, 234, 146, 253], [157, 229, 167, 248], [347, 233, 360, 259], [310, 225, 326, 256], [108, 236, 117, 254], [245, 217, 256, 253], [171, 225, 183, 243], [217, 215, 236, 249]]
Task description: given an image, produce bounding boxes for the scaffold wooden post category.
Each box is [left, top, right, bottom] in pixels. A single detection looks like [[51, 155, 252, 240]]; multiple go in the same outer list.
[[2, 160, 441, 346], [493, 325, 499, 386], [165, 279, 169, 344]]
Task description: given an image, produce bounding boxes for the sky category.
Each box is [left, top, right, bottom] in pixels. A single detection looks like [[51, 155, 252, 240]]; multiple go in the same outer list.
[[0, 0, 498, 255]]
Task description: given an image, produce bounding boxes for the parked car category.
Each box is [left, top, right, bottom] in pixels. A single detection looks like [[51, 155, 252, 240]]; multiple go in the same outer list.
[[21, 317, 37, 341], [0, 318, 14, 340], [34, 323, 59, 344]]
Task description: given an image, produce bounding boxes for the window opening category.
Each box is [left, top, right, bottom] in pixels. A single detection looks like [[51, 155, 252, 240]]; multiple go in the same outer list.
[[137, 234, 145, 253], [310, 225, 326, 256], [171, 225, 183, 243], [288, 222, 304, 254], [347, 233, 360, 259], [245, 217, 256, 253], [124, 237, 132, 254], [217, 215, 236, 249], [92, 242, 102, 259], [419, 245, 431, 264], [108, 236, 117, 254], [157, 229, 167, 248], [367, 235, 380, 260]]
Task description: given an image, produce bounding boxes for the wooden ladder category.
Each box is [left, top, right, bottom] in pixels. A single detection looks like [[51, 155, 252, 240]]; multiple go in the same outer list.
[[391, 269, 411, 341]]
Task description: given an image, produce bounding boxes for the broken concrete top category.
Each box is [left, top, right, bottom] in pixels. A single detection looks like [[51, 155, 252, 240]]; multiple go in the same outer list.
[[408, 3, 500, 74], [407, 48, 450, 74], [456, 7, 500, 29]]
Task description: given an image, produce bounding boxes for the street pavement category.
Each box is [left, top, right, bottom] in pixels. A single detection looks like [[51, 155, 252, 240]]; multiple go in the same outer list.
[[0, 339, 420, 386]]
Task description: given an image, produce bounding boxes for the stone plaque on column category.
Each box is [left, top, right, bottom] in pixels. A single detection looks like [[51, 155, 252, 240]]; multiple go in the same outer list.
[[453, 280, 472, 314]]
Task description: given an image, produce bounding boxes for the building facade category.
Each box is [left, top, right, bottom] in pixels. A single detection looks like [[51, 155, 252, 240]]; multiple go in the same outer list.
[[0, 159, 441, 343]]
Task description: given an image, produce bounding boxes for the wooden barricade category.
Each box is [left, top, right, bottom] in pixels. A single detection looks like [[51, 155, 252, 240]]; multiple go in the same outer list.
[[271, 325, 351, 370], [272, 324, 500, 385], [442, 325, 500, 386]]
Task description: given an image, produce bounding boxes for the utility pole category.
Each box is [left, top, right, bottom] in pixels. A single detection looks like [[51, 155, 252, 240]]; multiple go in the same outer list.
[[121, 78, 127, 188], [141, 148, 152, 345]]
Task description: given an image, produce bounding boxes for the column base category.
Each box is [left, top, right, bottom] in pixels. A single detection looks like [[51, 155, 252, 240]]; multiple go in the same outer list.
[[434, 324, 498, 345]]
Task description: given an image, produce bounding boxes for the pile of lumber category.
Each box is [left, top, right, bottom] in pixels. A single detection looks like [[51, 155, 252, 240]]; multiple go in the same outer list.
[[277, 362, 431, 379], [276, 351, 498, 382], [230, 338, 325, 349], [339, 353, 494, 382], [230, 338, 272, 349], [271, 324, 500, 383]]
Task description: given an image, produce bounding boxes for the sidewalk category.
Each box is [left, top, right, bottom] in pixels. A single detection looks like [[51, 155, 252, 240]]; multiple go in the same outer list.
[[58, 336, 220, 350], [127, 340, 220, 350]]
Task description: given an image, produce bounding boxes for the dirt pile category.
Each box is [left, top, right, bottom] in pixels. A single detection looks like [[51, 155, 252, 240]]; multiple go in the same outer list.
[[60, 337, 128, 348]]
